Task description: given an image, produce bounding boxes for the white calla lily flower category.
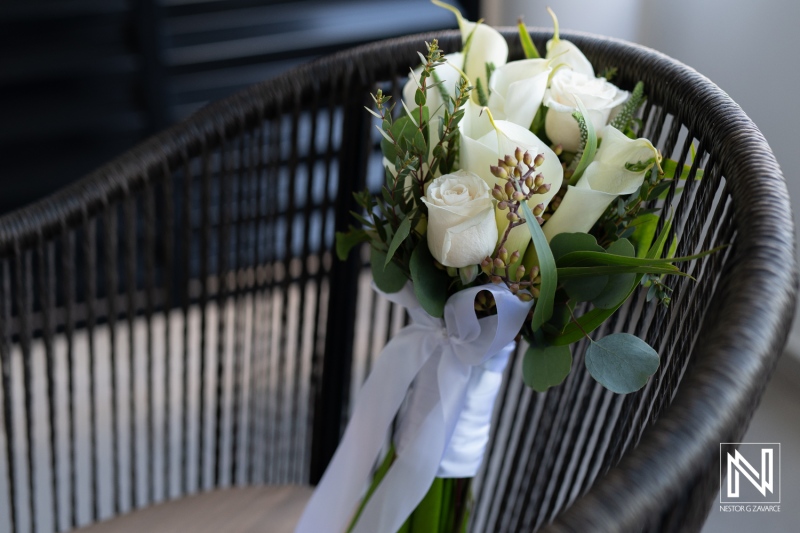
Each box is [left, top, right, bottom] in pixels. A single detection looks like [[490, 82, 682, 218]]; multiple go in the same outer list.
[[546, 39, 595, 78], [542, 125, 660, 240], [487, 58, 551, 129], [543, 7, 594, 78], [458, 101, 563, 257], [432, 0, 508, 103]]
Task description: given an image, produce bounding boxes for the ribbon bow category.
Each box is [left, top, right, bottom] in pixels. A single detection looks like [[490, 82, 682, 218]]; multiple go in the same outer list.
[[296, 283, 532, 533]]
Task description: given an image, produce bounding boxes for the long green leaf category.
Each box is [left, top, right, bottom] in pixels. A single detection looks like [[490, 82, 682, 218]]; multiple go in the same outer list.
[[521, 202, 556, 330], [556, 246, 726, 268], [517, 20, 540, 58], [550, 218, 675, 346], [557, 265, 687, 279]]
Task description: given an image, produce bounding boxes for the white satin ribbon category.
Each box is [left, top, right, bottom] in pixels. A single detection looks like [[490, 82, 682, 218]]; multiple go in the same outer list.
[[295, 282, 532, 533]]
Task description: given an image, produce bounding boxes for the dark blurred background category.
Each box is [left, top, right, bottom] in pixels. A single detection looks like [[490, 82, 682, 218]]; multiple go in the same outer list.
[[0, 0, 477, 216]]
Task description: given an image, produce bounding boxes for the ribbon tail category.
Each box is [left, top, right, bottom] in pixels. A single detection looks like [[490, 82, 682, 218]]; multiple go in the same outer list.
[[295, 326, 435, 533], [350, 360, 449, 533]]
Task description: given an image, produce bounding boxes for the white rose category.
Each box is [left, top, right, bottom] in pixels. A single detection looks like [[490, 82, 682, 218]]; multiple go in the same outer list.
[[542, 125, 660, 240], [543, 70, 629, 152], [458, 100, 563, 260], [487, 58, 552, 130], [421, 170, 498, 268]]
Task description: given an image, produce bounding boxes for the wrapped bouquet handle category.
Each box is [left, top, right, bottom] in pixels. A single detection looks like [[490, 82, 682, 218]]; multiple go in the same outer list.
[[295, 283, 532, 533]]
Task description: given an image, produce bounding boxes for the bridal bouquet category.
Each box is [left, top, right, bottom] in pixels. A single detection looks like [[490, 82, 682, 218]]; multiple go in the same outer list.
[[297, 3, 716, 532]]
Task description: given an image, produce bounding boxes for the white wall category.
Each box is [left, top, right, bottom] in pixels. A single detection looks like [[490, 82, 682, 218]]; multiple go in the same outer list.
[[634, 0, 800, 356], [485, 0, 800, 356], [483, 0, 643, 41]]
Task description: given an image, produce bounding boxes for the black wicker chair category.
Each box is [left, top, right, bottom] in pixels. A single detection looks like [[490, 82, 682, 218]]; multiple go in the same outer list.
[[0, 29, 795, 533]]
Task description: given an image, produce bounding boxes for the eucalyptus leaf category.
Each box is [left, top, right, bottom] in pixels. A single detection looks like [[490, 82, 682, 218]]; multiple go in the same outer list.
[[371, 247, 407, 294], [415, 87, 427, 107], [385, 216, 411, 267], [335, 229, 368, 261], [564, 275, 608, 303], [550, 232, 603, 262], [552, 233, 607, 302], [523, 343, 572, 392], [585, 333, 659, 393], [380, 116, 414, 159], [521, 202, 556, 330], [410, 239, 450, 318]]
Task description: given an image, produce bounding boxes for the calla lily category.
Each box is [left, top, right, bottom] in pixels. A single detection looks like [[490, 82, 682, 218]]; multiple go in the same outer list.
[[541, 125, 660, 240], [544, 7, 595, 77], [432, 0, 508, 103], [487, 58, 551, 129], [458, 101, 563, 260], [546, 40, 595, 78]]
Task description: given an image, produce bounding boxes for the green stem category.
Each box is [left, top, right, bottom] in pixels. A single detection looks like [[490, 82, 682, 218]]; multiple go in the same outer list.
[[346, 444, 396, 533], [410, 477, 444, 533]]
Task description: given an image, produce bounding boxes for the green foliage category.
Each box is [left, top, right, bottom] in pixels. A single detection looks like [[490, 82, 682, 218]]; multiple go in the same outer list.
[[599, 66, 618, 81], [475, 77, 488, 106], [346, 444, 396, 533], [409, 477, 443, 532], [610, 81, 645, 134], [584, 333, 659, 394], [410, 239, 450, 318], [523, 342, 572, 392], [371, 247, 407, 294], [569, 99, 597, 184], [550, 233, 604, 261], [335, 228, 369, 261], [661, 157, 704, 181], [591, 239, 637, 309], [517, 20, 541, 58], [521, 202, 556, 330], [529, 105, 548, 140], [629, 214, 659, 258], [385, 216, 412, 267], [550, 233, 606, 302], [547, 219, 673, 346]]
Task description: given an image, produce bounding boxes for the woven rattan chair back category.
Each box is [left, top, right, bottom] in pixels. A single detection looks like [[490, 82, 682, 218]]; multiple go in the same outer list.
[[0, 30, 794, 533]]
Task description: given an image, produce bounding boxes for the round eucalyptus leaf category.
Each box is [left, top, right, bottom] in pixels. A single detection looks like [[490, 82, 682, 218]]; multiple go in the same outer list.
[[550, 232, 604, 263], [410, 239, 449, 318], [585, 333, 659, 394], [523, 343, 572, 392], [371, 247, 407, 294]]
